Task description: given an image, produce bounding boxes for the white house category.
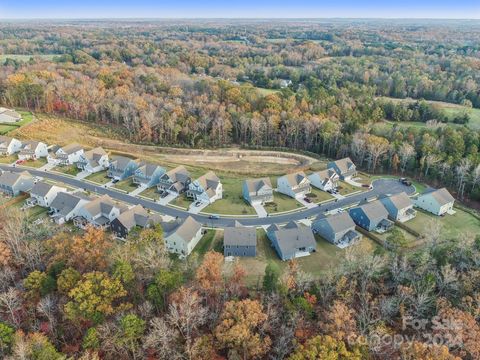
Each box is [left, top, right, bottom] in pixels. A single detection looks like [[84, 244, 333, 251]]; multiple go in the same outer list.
[[277, 171, 311, 198], [0, 136, 23, 156], [186, 171, 223, 204], [163, 216, 203, 256], [27, 181, 67, 207], [327, 157, 357, 180], [77, 147, 109, 173], [0, 108, 21, 123], [414, 188, 455, 216], [49, 192, 91, 225], [242, 178, 274, 205], [73, 194, 125, 229], [308, 169, 339, 191], [18, 141, 48, 160], [47, 143, 84, 166]]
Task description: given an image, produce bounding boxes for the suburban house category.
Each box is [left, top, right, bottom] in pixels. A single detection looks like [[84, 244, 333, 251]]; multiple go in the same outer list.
[[0, 108, 21, 123], [73, 194, 125, 229], [18, 141, 48, 160], [157, 166, 191, 194], [327, 157, 357, 180], [380, 192, 416, 222], [349, 200, 394, 232], [223, 221, 257, 257], [27, 182, 67, 207], [110, 204, 158, 239], [49, 192, 91, 225], [308, 169, 340, 191], [77, 147, 109, 173], [277, 171, 311, 198], [107, 156, 140, 181], [0, 136, 22, 155], [414, 188, 455, 216], [312, 212, 361, 247], [266, 221, 317, 261], [242, 177, 274, 205], [163, 216, 203, 256], [186, 171, 223, 204], [133, 162, 166, 188], [47, 143, 84, 166], [0, 171, 34, 196]]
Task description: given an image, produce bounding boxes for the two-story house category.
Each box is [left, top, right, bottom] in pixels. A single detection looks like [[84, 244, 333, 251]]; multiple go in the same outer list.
[[308, 168, 340, 191], [349, 200, 394, 232], [47, 143, 84, 166], [18, 141, 48, 161], [380, 192, 416, 222], [186, 171, 223, 204], [0, 136, 22, 156], [110, 204, 159, 239], [312, 212, 361, 247], [414, 188, 455, 216], [0, 171, 34, 197], [242, 177, 274, 205], [107, 156, 140, 181], [73, 194, 125, 229], [266, 221, 316, 261], [27, 181, 67, 207], [157, 166, 191, 194], [133, 162, 166, 188], [49, 192, 91, 225], [77, 147, 109, 173], [162, 216, 203, 256], [277, 171, 311, 199], [223, 221, 257, 257], [327, 157, 357, 180]]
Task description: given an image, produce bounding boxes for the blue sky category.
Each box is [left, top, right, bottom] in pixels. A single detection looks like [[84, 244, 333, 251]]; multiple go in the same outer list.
[[1, 0, 479, 19]]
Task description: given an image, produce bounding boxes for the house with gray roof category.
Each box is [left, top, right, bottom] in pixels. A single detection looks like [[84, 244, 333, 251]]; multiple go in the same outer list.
[[0, 136, 22, 156], [267, 221, 317, 261], [223, 221, 257, 257], [107, 156, 140, 181], [312, 212, 361, 247], [380, 192, 416, 222], [18, 141, 48, 161], [157, 166, 191, 194], [47, 143, 84, 166], [110, 205, 159, 239], [133, 162, 165, 188], [414, 188, 455, 216], [163, 216, 203, 256], [277, 171, 311, 199], [308, 169, 339, 192], [77, 147, 109, 173], [27, 181, 67, 207], [187, 171, 223, 204], [243, 177, 273, 205], [349, 200, 394, 232], [0, 171, 34, 196], [0, 108, 21, 123], [73, 194, 125, 229], [327, 157, 357, 180], [49, 192, 91, 224]]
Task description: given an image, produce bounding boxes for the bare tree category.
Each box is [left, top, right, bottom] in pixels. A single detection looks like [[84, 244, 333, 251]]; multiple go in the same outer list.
[[0, 287, 22, 326], [398, 142, 415, 173]]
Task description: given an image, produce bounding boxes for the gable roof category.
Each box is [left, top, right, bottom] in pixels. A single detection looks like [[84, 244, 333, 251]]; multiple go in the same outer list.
[[244, 177, 272, 193], [354, 200, 388, 219], [421, 187, 455, 206], [311, 168, 339, 182], [83, 147, 107, 165], [0, 171, 32, 187], [163, 216, 202, 244], [81, 194, 123, 217], [270, 222, 316, 255], [114, 205, 153, 230], [331, 157, 356, 174], [0, 136, 16, 148], [315, 212, 356, 233], [280, 171, 309, 187], [196, 171, 220, 189], [381, 192, 413, 210], [110, 155, 138, 171], [60, 143, 83, 155], [137, 162, 163, 177], [30, 181, 64, 197], [165, 166, 190, 182], [224, 222, 257, 247], [50, 192, 90, 215]]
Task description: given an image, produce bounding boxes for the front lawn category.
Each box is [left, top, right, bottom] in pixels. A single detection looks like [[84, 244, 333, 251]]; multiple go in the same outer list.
[[113, 178, 138, 193], [337, 181, 361, 196], [54, 165, 81, 176], [24, 158, 47, 168], [139, 186, 160, 201], [203, 176, 256, 215], [0, 155, 17, 164], [307, 187, 334, 204], [85, 170, 111, 185], [264, 192, 304, 214], [170, 194, 194, 210]]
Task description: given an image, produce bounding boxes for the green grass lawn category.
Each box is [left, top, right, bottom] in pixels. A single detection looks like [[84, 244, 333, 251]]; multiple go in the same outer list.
[[337, 181, 361, 196], [264, 192, 304, 214], [113, 178, 138, 193], [85, 170, 111, 185], [193, 229, 219, 257], [0, 124, 18, 135], [307, 187, 334, 204], [170, 194, 194, 210], [0, 155, 17, 164], [16, 111, 35, 127], [203, 176, 256, 215], [256, 87, 280, 96], [53, 164, 81, 176], [139, 186, 160, 201], [23, 158, 47, 168]]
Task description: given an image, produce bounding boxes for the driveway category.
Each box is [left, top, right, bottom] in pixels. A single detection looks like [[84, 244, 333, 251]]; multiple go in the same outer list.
[[158, 192, 178, 205], [344, 177, 363, 187], [188, 201, 209, 214], [0, 164, 415, 229], [296, 197, 317, 209], [75, 171, 91, 180], [252, 203, 268, 218], [129, 184, 148, 197]]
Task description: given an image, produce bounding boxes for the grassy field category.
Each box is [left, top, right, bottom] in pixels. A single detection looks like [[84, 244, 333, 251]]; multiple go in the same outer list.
[[53, 165, 81, 176], [264, 192, 304, 214], [139, 187, 161, 201], [22, 158, 47, 168], [256, 87, 280, 96], [0, 155, 17, 164], [85, 171, 111, 185], [113, 179, 138, 193], [203, 176, 257, 215], [0, 124, 18, 135], [307, 187, 334, 204]]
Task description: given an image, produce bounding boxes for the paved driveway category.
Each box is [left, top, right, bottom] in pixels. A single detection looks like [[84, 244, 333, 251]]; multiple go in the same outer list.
[[0, 164, 414, 229]]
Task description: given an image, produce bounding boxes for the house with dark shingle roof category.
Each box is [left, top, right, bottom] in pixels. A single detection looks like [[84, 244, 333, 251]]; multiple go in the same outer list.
[[327, 157, 357, 180], [308, 168, 339, 192], [312, 212, 361, 247], [380, 192, 416, 222], [349, 200, 394, 232], [267, 221, 316, 261], [73, 194, 126, 229], [157, 166, 191, 194], [242, 177, 273, 205], [414, 188, 455, 216], [0, 136, 22, 156], [187, 171, 223, 204], [110, 205, 159, 239], [223, 221, 257, 257], [77, 147, 109, 173], [49, 192, 91, 224], [18, 141, 48, 160], [277, 171, 311, 199], [107, 156, 140, 181], [0, 171, 34, 196], [28, 181, 67, 207], [162, 216, 203, 256], [47, 143, 84, 166], [133, 162, 166, 188]]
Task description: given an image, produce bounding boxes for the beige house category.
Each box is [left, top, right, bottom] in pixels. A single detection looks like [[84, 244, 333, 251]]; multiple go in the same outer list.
[[277, 171, 311, 198], [163, 216, 203, 256]]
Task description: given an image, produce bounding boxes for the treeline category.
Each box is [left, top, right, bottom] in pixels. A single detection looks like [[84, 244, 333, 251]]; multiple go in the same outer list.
[[1, 204, 479, 359]]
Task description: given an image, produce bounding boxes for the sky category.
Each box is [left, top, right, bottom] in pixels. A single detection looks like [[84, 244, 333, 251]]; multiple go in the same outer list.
[[1, 0, 479, 19]]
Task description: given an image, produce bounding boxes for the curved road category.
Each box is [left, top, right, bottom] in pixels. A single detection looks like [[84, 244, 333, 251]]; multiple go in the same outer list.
[[0, 164, 415, 228]]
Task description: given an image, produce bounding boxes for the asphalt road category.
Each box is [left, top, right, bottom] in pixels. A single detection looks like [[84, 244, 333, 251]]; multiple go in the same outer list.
[[0, 164, 415, 228]]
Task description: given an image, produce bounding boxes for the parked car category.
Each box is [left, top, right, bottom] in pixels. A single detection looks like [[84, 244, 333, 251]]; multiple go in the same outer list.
[[400, 178, 412, 186], [15, 159, 25, 165], [304, 197, 312, 203], [209, 214, 220, 220], [160, 192, 169, 198], [194, 201, 202, 207], [112, 179, 119, 184]]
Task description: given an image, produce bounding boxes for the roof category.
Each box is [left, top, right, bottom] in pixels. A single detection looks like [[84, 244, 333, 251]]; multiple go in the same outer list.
[[0, 136, 15, 147], [163, 216, 202, 244], [280, 171, 309, 187], [330, 157, 355, 174], [224, 222, 257, 247], [110, 155, 138, 171], [50, 192, 90, 215], [0, 171, 32, 187], [165, 166, 190, 182], [61, 143, 83, 155], [114, 205, 152, 230], [81, 194, 123, 217], [381, 192, 413, 210], [137, 162, 163, 177], [196, 171, 220, 189], [30, 181, 63, 197], [270, 222, 316, 256], [244, 177, 272, 193], [353, 200, 388, 219], [311, 168, 338, 182], [315, 212, 356, 233], [420, 188, 455, 206], [83, 147, 107, 166]]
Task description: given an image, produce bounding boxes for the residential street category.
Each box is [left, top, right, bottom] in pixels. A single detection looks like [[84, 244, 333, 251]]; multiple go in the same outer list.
[[0, 164, 415, 228]]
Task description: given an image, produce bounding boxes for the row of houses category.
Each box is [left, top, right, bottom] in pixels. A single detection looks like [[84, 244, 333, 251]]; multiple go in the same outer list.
[[243, 157, 357, 204]]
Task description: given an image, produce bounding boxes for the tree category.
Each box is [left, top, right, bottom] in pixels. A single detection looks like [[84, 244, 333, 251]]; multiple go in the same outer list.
[[118, 314, 146, 359], [321, 301, 358, 343], [399, 341, 460, 360], [64, 271, 130, 324], [288, 335, 362, 360], [263, 262, 281, 293], [23, 271, 56, 301], [215, 299, 271, 359], [195, 251, 224, 295], [385, 228, 409, 252], [0, 322, 14, 357], [365, 135, 390, 173], [57, 267, 81, 294], [398, 142, 415, 173]]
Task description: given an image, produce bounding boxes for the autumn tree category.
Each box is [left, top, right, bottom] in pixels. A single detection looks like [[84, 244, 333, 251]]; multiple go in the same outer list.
[[288, 335, 362, 360], [195, 251, 224, 295]]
